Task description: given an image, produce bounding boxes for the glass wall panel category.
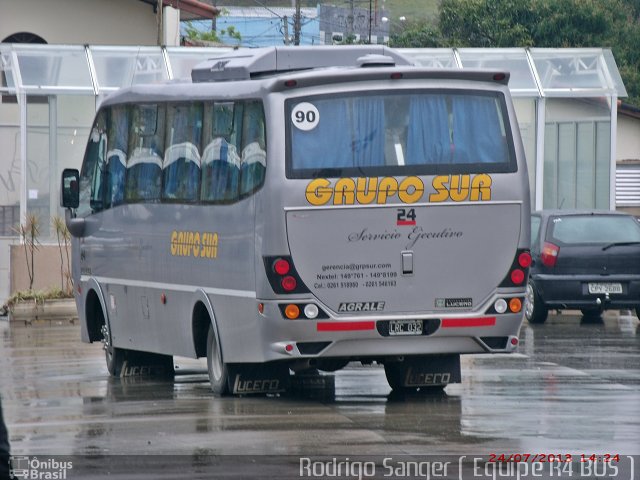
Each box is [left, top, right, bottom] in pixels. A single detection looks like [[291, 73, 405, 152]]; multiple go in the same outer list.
[[543, 98, 610, 209], [397, 49, 458, 68], [458, 49, 538, 96], [0, 46, 16, 92], [576, 122, 595, 209], [595, 121, 610, 209], [13, 45, 93, 92], [26, 99, 51, 238], [513, 98, 536, 206], [24, 95, 95, 240], [89, 46, 167, 93], [165, 47, 231, 79], [0, 100, 20, 236], [530, 49, 616, 96], [543, 123, 558, 209]]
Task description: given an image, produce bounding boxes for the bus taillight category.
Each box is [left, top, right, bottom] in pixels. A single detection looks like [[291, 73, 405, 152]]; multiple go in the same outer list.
[[273, 258, 290, 275], [499, 249, 531, 288], [263, 256, 310, 294], [518, 252, 532, 268], [281, 276, 297, 292]]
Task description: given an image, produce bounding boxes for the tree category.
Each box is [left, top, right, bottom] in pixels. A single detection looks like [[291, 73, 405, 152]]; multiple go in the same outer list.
[[390, 0, 640, 105]]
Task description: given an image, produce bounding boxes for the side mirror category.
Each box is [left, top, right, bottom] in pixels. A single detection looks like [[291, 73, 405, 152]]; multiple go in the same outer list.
[[61, 168, 80, 209]]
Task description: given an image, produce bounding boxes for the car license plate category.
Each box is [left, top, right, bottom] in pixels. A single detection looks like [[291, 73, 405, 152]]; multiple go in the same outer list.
[[588, 282, 623, 294], [389, 319, 423, 336]]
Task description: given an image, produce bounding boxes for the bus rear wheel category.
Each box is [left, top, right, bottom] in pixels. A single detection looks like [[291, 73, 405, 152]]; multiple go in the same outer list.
[[102, 324, 125, 376], [384, 363, 446, 393], [207, 323, 230, 395]]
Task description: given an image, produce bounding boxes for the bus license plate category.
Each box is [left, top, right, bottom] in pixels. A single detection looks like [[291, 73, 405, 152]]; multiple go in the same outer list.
[[389, 319, 423, 336], [588, 282, 622, 294]]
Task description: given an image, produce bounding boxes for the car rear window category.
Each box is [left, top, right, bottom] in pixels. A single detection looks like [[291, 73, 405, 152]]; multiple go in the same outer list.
[[549, 215, 640, 245]]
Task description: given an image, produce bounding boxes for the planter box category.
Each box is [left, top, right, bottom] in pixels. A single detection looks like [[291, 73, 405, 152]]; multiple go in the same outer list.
[[8, 298, 78, 325]]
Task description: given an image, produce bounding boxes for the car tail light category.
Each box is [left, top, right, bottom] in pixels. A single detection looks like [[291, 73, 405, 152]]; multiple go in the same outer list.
[[541, 242, 560, 268], [499, 249, 531, 288], [264, 256, 310, 294]]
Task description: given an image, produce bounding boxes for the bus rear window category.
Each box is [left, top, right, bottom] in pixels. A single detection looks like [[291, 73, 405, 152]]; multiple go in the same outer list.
[[286, 90, 516, 179]]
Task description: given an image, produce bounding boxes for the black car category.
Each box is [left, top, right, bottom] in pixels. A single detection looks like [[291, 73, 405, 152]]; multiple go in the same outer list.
[[526, 210, 640, 323]]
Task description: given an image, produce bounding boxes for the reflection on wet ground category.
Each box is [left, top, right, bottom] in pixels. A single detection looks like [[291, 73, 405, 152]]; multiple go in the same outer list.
[[0, 312, 638, 460]]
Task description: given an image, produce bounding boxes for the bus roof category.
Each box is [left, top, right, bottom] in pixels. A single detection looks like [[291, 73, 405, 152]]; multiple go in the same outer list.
[[191, 46, 415, 82]]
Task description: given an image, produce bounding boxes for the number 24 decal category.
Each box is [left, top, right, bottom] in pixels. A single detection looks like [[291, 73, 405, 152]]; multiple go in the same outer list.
[[397, 208, 416, 225]]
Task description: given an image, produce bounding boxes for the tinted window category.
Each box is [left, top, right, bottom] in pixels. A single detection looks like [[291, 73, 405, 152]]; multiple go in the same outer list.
[[549, 215, 640, 245], [163, 103, 203, 202], [125, 104, 165, 202], [201, 100, 266, 203], [77, 110, 108, 217], [106, 106, 129, 208], [287, 90, 515, 179]]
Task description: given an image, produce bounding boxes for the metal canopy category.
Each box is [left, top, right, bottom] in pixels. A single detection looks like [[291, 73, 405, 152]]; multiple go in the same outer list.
[[0, 44, 627, 99]]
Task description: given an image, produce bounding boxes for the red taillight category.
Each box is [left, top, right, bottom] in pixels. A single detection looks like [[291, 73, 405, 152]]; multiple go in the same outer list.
[[273, 258, 290, 276], [510, 269, 525, 285], [518, 252, 532, 268], [281, 276, 297, 292], [541, 242, 560, 268]]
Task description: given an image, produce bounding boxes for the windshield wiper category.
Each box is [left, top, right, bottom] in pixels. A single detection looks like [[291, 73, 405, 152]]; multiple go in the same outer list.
[[602, 241, 640, 251]]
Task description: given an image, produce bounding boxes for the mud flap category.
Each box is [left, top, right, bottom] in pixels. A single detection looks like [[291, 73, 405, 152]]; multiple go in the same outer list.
[[228, 363, 291, 394], [402, 354, 461, 387], [120, 352, 174, 378]]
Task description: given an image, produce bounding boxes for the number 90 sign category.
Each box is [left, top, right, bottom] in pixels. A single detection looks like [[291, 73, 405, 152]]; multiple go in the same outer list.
[[291, 102, 319, 131]]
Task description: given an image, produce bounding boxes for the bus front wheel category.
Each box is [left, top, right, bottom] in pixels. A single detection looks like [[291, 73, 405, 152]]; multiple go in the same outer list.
[[207, 323, 230, 395]]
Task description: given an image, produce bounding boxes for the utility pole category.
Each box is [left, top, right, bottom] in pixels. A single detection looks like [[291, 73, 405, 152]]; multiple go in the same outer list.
[[293, 0, 301, 45], [157, 0, 164, 46], [283, 15, 290, 45], [346, 0, 354, 42], [368, 0, 372, 44]]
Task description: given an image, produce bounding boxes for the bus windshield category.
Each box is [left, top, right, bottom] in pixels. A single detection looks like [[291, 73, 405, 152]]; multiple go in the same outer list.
[[286, 90, 516, 179]]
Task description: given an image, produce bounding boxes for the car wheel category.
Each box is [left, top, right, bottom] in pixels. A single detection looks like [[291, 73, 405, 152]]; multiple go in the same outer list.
[[635, 308, 640, 321], [580, 308, 603, 321], [525, 281, 548, 324], [207, 323, 230, 395]]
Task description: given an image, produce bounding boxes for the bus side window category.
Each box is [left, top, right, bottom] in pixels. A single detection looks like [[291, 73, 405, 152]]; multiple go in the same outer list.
[[201, 102, 241, 203], [163, 103, 202, 203], [126, 104, 165, 203], [77, 110, 108, 218], [106, 105, 129, 208], [239, 101, 266, 197]]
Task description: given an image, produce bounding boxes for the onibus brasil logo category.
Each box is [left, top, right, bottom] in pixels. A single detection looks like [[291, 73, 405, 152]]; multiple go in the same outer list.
[[9, 456, 73, 479]]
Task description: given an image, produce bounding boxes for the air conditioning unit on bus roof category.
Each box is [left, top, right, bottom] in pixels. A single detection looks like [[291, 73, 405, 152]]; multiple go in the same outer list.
[[191, 46, 415, 83]]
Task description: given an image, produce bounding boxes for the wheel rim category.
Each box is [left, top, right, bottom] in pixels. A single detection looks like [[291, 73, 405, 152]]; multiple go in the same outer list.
[[525, 283, 535, 320], [209, 331, 223, 382]]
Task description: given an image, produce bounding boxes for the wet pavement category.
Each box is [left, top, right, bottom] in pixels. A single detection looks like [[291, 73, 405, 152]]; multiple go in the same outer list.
[[0, 312, 639, 478]]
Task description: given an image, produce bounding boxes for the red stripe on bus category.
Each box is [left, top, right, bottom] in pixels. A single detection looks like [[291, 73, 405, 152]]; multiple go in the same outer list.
[[317, 321, 376, 332], [396, 220, 416, 226], [441, 317, 496, 328]]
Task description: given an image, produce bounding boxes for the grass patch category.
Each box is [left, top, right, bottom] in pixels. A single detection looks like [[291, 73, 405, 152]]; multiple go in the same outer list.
[[4, 287, 73, 310]]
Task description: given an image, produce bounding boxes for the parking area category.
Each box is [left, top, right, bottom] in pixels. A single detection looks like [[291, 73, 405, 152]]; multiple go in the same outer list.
[[0, 311, 639, 478]]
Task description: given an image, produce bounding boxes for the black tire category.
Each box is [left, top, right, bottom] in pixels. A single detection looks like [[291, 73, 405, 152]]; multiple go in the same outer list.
[[207, 323, 230, 395], [580, 308, 602, 318], [635, 308, 640, 321], [105, 343, 127, 377], [383, 362, 445, 394], [525, 281, 548, 324]]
